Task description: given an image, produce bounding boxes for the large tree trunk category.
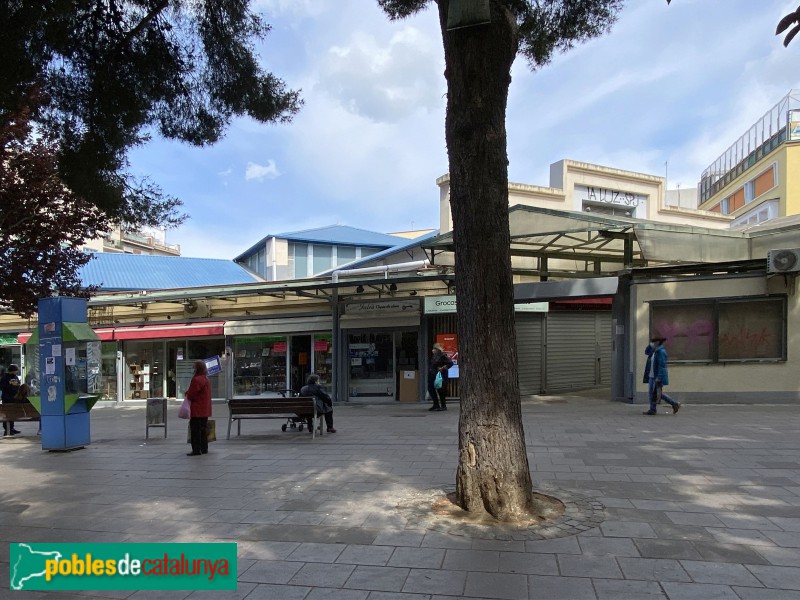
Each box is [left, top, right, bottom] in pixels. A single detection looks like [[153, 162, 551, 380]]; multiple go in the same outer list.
[[437, 0, 536, 521]]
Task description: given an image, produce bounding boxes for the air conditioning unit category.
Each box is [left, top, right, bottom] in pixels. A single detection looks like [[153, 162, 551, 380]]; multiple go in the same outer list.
[[767, 248, 800, 274], [182, 299, 211, 318]]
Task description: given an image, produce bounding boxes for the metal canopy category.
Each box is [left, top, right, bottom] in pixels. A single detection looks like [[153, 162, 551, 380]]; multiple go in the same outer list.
[[425, 205, 751, 277]]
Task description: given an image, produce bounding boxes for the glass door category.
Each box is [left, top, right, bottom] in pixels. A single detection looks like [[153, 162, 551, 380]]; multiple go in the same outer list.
[[347, 331, 395, 398], [290, 335, 311, 394]]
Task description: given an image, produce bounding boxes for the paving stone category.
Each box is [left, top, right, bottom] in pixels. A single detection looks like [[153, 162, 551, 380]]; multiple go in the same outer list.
[[337, 544, 396, 566], [367, 593, 431, 600], [767, 518, 800, 533], [388, 547, 446, 569], [578, 536, 640, 557], [659, 581, 741, 599], [441, 549, 500, 572], [754, 546, 800, 567], [305, 589, 370, 600], [289, 562, 357, 588], [343, 565, 411, 592], [693, 542, 773, 565], [592, 578, 666, 599], [524, 536, 581, 554], [464, 571, 528, 600], [633, 539, 703, 560], [679, 560, 764, 587], [765, 531, 800, 548], [238, 560, 304, 584], [286, 542, 347, 563], [616, 557, 691, 582], [667, 512, 726, 527], [600, 520, 657, 538], [558, 554, 623, 578], [402, 568, 467, 596], [527, 575, 596, 599], [732, 586, 800, 599], [705, 528, 778, 546], [498, 552, 559, 576], [747, 565, 800, 590], [240, 584, 314, 599], [650, 523, 717, 542]]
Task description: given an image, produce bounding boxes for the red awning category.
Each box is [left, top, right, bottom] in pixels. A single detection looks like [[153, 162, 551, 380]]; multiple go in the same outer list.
[[552, 297, 612, 305], [17, 322, 223, 343], [111, 322, 224, 340]]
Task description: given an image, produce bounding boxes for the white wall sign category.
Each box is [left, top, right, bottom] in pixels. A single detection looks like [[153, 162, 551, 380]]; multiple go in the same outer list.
[[424, 295, 457, 314], [345, 300, 420, 315], [425, 295, 548, 314], [576, 185, 644, 208]]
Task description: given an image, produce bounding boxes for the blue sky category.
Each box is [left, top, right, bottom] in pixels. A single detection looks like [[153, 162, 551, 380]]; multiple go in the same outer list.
[[128, 0, 800, 259]]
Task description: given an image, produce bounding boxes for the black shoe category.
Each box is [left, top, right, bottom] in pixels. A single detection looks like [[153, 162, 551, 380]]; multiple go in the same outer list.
[[10, 429, 21, 435], [440, 406, 447, 411], [672, 403, 681, 414], [201, 450, 208, 454], [327, 428, 337, 433], [642, 410, 657, 415], [429, 406, 440, 411], [186, 452, 201, 456]]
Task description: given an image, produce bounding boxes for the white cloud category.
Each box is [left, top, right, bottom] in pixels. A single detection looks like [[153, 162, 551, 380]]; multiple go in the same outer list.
[[317, 26, 444, 123], [245, 160, 281, 181]]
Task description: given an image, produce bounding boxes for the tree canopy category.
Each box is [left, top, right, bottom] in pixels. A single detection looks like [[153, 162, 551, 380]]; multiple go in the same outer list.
[[1, 95, 109, 316], [0, 0, 301, 229]]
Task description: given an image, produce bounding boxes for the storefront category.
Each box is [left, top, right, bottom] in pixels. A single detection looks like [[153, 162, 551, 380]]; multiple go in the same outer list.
[[0, 334, 23, 378], [339, 299, 421, 400], [224, 316, 334, 396]]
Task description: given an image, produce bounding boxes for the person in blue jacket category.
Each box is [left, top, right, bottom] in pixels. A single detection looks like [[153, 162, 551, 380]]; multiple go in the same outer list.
[[643, 337, 681, 415]]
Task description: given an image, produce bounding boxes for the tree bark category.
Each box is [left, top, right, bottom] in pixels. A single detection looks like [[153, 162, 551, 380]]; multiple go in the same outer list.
[[436, 0, 536, 521]]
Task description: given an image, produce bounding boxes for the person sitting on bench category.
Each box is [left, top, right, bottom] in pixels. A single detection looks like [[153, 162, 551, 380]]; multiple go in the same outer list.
[[300, 374, 336, 434]]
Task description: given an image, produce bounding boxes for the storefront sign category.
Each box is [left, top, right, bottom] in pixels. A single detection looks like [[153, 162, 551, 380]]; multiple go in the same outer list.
[[424, 295, 457, 314], [575, 185, 644, 208], [345, 300, 420, 315], [425, 295, 548, 314], [313, 340, 329, 352]]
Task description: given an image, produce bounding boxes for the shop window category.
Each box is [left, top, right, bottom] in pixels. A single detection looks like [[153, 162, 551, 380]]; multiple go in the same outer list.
[[720, 198, 729, 215], [719, 299, 784, 360], [729, 188, 745, 212], [651, 296, 786, 363], [233, 336, 288, 395], [313, 334, 333, 390]]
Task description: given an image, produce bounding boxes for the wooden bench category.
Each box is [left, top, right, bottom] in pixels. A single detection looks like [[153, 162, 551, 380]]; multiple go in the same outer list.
[[0, 402, 41, 424], [227, 397, 323, 440]]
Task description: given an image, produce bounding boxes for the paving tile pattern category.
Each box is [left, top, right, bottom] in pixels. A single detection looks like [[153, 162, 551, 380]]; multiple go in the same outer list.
[[0, 396, 798, 599]]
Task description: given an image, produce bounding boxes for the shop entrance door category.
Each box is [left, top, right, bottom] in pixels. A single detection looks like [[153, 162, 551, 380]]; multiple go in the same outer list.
[[347, 332, 395, 398], [290, 335, 312, 393]]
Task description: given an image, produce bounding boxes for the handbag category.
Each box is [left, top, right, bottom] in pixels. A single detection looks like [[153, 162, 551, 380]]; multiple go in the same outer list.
[[178, 397, 191, 419], [434, 371, 443, 389], [187, 419, 216, 443]]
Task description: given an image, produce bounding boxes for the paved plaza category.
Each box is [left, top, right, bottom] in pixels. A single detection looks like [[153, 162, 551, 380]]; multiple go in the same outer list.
[[1, 394, 799, 599]]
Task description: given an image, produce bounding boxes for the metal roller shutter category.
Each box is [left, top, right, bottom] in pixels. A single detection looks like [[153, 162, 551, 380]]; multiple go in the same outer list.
[[515, 313, 543, 396], [545, 312, 600, 392]]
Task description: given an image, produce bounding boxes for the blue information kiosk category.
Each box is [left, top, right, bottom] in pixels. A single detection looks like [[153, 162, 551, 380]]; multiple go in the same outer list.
[[28, 298, 101, 451]]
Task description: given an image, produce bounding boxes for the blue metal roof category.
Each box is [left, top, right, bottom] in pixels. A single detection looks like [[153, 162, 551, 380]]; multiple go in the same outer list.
[[234, 225, 406, 261], [79, 253, 261, 291]]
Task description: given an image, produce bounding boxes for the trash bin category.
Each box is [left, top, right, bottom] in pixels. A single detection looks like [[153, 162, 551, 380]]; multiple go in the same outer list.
[[145, 397, 168, 439]]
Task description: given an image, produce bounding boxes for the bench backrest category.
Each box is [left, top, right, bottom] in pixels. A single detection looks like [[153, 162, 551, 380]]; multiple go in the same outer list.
[[0, 402, 41, 419], [228, 397, 315, 416]]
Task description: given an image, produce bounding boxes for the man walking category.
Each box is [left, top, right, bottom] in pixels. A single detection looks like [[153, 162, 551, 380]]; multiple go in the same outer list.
[[643, 337, 681, 415]]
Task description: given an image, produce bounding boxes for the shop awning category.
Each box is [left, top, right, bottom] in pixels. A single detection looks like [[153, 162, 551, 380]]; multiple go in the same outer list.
[[112, 322, 224, 340], [18, 322, 222, 343]]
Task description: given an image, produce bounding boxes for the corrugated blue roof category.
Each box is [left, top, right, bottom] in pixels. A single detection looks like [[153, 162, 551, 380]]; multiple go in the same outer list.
[[79, 253, 261, 291], [234, 225, 405, 261]]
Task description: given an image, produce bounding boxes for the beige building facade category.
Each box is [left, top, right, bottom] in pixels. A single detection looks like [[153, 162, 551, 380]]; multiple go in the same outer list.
[[437, 159, 731, 235]]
